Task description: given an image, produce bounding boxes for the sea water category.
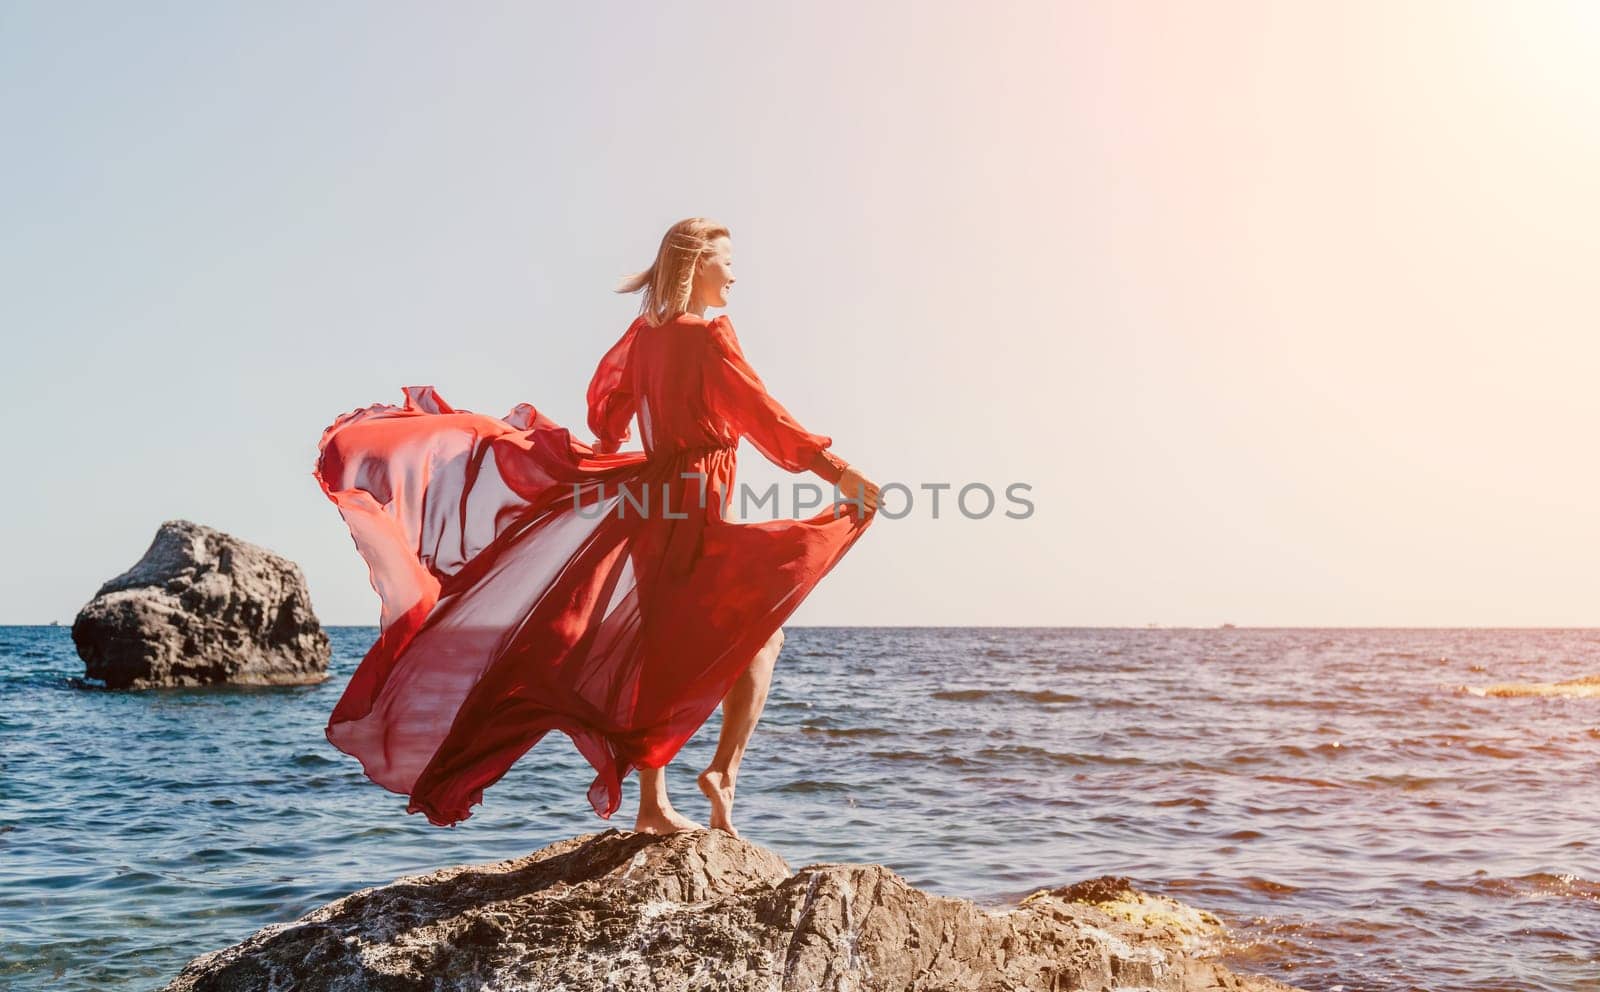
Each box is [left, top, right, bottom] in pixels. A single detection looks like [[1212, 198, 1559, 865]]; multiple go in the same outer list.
[[2, 626, 1596, 991]]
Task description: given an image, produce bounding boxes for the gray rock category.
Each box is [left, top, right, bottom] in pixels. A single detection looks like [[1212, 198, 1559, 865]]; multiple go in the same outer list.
[[160, 828, 1304, 992], [72, 519, 330, 689]]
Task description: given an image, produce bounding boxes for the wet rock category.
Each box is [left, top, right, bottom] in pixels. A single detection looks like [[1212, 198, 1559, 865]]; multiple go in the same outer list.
[[1465, 674, 1600, 699], [72, 519, 330, 689], [160, 828, 1303, 992]]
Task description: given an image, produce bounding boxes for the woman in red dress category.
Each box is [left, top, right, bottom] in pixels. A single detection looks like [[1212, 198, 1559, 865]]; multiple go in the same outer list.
[[313, 217, 880, 836]]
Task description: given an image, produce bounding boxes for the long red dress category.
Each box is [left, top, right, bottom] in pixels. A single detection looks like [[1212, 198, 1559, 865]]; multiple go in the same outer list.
[[312, 312, 875, 826]]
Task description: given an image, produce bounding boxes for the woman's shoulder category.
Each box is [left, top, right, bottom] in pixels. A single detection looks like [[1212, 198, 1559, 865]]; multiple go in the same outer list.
[[633, 311, 726, 328], [699, 313, 742, 355], [651, 310, 736, 343], [664, 311, 726, 327], [635, 312, 739, 356]]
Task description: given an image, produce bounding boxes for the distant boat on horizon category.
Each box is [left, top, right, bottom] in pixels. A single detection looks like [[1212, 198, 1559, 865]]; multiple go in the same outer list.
[[1220, 622, 1237, 629]]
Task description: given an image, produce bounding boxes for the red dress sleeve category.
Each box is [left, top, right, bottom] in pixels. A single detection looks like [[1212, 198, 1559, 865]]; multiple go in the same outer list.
[[586, 320, 641, 455], [702, 314, 840, 475]]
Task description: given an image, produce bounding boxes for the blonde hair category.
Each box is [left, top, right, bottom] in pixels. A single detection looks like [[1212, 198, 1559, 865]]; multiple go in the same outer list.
[[614, 217, 731, 327]]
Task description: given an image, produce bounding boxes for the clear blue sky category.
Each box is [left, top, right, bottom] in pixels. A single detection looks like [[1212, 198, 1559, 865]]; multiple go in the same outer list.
[[4, 2, 1597, 626]]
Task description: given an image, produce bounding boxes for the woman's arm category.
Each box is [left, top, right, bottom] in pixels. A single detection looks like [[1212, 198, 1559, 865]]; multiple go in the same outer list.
[[807, 448, 851, 486], [702, 316, 879, 512], [702, 315, 835, 473], [586, 322, 641, 454], [810, 449, 879, 512]]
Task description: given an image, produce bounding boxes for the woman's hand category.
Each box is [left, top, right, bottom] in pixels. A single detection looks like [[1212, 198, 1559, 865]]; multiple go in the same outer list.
[[836, 466, 881, 515]]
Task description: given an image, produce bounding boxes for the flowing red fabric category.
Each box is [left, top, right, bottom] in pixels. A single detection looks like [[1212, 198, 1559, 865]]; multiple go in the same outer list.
[[312, 312, 874, 826]]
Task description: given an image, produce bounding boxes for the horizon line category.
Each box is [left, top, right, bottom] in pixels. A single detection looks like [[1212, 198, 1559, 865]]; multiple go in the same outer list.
[[9, 622, 1600, 632]]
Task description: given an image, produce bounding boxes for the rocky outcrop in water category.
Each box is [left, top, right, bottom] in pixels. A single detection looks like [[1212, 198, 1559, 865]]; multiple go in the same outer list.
[[72, 520, 330, 690], [1465, 674, 1600, 699], [160, 828, 1301, 992]]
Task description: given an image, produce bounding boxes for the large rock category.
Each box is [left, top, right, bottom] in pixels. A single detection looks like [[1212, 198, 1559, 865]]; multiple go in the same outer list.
[[72, 519, 330, 689], [160, 828, 1302, 992]]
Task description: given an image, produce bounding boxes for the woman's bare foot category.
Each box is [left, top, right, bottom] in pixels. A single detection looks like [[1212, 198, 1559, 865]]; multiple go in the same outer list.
[[633, 805, 704, 835], [697, 768, 738, 837]]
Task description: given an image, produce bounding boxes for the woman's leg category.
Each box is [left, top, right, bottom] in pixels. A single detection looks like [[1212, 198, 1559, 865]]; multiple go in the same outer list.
[[698, 626, 784, 837], [633, 764, 704, 834]]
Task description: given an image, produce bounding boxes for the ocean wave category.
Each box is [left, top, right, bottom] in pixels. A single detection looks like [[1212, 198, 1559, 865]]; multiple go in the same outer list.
[[1422, 872, 1600, 903], [1255, 774, 1346, 789], [932, 688, 1082, 704], [973, 744, 1143, 767], [865, 749, 974, 768], [1221, 742, 1357, 765], [773, 779, 855, 795], [799, 725, 891, 739]]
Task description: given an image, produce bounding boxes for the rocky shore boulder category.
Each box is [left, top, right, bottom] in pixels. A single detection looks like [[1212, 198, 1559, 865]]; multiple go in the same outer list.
[[160, 828, 1302, 992], [72, 520, 330, 689]]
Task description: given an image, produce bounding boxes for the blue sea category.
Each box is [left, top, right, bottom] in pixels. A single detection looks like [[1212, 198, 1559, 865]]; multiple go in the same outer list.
[[2, 626, 1597, 991]]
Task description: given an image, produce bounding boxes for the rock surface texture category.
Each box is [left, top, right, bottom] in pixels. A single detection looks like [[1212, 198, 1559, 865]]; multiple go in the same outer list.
[[1465, 673, 1600, 698], [72, 519, 330, 689], [161, 828, 1302, 992]]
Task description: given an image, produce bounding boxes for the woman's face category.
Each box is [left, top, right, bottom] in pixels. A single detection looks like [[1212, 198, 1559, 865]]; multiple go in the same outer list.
[[693, 236, 735, 309]]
